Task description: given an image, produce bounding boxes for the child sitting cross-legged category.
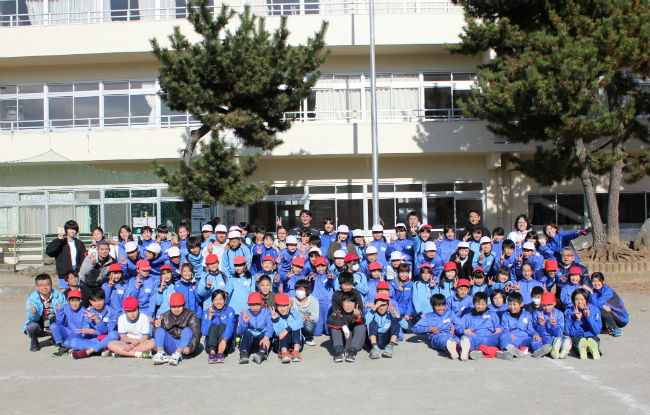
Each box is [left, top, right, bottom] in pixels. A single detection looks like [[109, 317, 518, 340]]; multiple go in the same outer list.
[[412, 294, 462, 360], [366, 293, 408, 359]]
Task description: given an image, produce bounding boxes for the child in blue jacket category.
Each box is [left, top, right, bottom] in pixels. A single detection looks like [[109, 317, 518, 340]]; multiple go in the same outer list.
[[222, 232, 253, 279], [491, 266, 514, 293], [23, 273, 67, 352], [366, 292, 408, 359], [185, 237, 204, 278], [470, 267, 490, 299], [202, 290, 236, 363], [277, 236, 300, 279], [499, 292, 551, 359], [334, 254, 368, 296], [173, 263, 203, 318], [435, 226, 459, 267], [412, 263, 437, 318], [446, 278, 473, 317], [496, 239, 518, 281], [517, 263, 543, 305], [126, 260, 158, 322], [237, 292, 273, 364], [271, 293, 304, 363], [69, 289, 120, 359], [197, 254, 228, 306], [435, 262, 458, 299], [50, 289, 85, 352], [589, 272, 628, 337], [412, 294, 463, 360], [458, 292, 503, 360], [284, 257, 307, 297], [155, 265, 176, 318], [472, 237, 497, 277], [370, 224, 394, 268], [532, 292, 571, 359], [364, 262, 385, 310], [560, 266, 589, 310], [103, 263, 128, 312], [541, 222, 587, 262], [390, 263, 413, 326], [565, 288, 602, 359], [310, 257, 335, 337], [488, 289, 508, 319]]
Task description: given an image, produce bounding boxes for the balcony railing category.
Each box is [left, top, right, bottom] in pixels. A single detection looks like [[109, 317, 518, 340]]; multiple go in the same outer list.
[[0, 1, 463, 27]]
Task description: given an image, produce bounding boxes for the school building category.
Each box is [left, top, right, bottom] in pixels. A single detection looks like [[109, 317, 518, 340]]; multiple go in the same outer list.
[[1, 0, 649, 239]]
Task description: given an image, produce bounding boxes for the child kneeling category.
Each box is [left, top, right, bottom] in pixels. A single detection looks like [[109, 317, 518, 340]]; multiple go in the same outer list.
[[412, 294, 462, 359], [366, 293, 407, 359], [152, 292, 202, 366], [272, 293, 304, 363]]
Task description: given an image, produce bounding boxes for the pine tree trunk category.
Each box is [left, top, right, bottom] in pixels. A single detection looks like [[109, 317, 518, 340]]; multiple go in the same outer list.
[[606, 141, 624, 245], [180, 124, 211, 219], [575, 138, 606, 251]]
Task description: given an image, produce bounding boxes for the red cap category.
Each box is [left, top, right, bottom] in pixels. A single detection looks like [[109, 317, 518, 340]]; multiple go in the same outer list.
[[160, 264, 172, 272], [122, 296, 138, 311], [248, 292, 263, 304], [457, 279, 471, 288], [569, 266, 583, 275], [420, 224, 432, 230], [375, 292, 390, 302], [344, 253, 359, 263], [262, 255, 275, 263], [541, 292, 557, 306], [108, 263, 123, 273], [420, 263, 433, 270], [444, 261, 457, 271], [169, 292, 185, 307], [233, 256, 247, 266], [314, 257, 328, 267], [67, 289, 82, 299], [473, 267, 485, 273], [205, 254, 219, 265], [377, 281, 390, 290], [291, 257, 305, 267], [136, 259, 151, 270], [274, 293, 290, 306], [544, 259, 559, 271], [369, 262, 382, 271]]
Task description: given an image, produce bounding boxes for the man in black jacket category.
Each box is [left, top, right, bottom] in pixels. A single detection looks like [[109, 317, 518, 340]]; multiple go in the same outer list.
[[45, 220, 87, 292]]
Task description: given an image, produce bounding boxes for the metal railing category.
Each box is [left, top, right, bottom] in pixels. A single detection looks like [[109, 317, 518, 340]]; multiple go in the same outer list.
[[0, 234, 44, 271], [282, 108, 468, 123], [1, 1, 463, 27]]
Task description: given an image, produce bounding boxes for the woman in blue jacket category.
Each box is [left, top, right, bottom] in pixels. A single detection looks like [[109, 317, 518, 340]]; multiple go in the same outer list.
[[565, 288, 602, 360], [541, 222, 587, 262], [202, 290, 236, 363], [589, 272, 628, 337]]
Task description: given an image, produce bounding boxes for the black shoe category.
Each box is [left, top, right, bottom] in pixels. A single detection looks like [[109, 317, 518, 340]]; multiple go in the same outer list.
[[333, 346, 344, 363], [40, 337, 55, 347], [52, 346, 69, 357], [30, 340, 40, 352], [345, 347, 357, 362]]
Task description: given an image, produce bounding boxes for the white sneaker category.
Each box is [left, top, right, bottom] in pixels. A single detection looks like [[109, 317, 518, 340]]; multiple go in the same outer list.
[[559, 337, 572, 359], [100, 349, 111, 358], [169, 351, 182, 366], [152, 351, 169, 365], [446, 338, 459, 360], [460, 336, 470, 361], [305, 339, 316, 346]]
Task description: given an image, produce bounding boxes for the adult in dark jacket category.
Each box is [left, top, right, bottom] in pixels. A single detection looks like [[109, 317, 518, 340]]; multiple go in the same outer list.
[[78, 240, 115, 307], [461, 209, 491, 240], [45, 220, 87, 291], [285, 209, 320, 237], [152, 292, 202, 366]]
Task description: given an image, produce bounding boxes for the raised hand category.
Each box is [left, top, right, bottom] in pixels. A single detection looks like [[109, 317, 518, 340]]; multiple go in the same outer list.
[[537, 312, 546, 326], [462, 233, 470, 242], [327, 272, 334, 280], [274, 275, 280, 284], [90, 253, 97, 265], [206, 278, 213, 290], [257, 246, 262, 255], [517, 255, 523, 266], [353, 304, 361, 319], [208, 306, 215, 320], [56, 302, 62, 311], [574, 306, 582, 321], [500, 252, 505, 263], [270, 306, 278, 320], [583, 306, 590, 317], [242, 309, 250, 323], [389, 305, 400, 319], [438, 233, 444, 242], [120, 255, 127, 265], [136, 275, 142, 289], [276, 255, 283, 264], [550, 312, 557, 326]]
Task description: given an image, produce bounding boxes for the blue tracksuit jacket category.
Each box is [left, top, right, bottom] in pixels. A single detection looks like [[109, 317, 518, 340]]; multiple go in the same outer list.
[[237, 307, 274, 338], [277, 248, 299, 279], [22, 290, 67, 333], [433, 280, 456, 299], [250, 244, 278, 275], [393, 237, 414, 264], [365, 309, 408, 334], [186, 252, 204, 277], [272, 309, 304, 335], [173, 279, 203, 317], [564, 304, 602, 340], [197, 271, 228, 304], [436, 238, 459, 266], [518, 278, 543, 305], [225, 273, 256, 315], [201, 306, 236, 339], [472, 252, 498, 276], [390, 279, 414, 317], [458, 309, 502, 337], [333, 271, 368, 296], [543, 231, 581, 262], [412, 280, 437, 316], [320, 231, 337, 255], [446, 293, 473, 317], [81, 305, 119, 338], [412, 309, 463, 349], [591, 284, 628, 323], [311, 272, 336, 304], [416, 253, 444, 281], [155, 283, 176, 318], [221, 245, 253, 279], [370, 239, 394, 267], [531, 307, 565, 343], [126, 275, 158, 317], [488, 302, 508, 319], [102, 281, 127, 312]]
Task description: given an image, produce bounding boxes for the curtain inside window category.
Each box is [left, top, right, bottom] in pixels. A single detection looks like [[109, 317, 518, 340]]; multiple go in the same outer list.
[[19, 206, 46, 234], [0, 207, 18, 234], [48, 205, 74, 233], [26, 0, 44, 25]]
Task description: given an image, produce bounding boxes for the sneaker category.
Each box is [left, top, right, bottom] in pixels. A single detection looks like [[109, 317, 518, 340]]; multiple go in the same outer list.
[[495, 351, 513, 360], [29, 339, 40, 352], [559, 337, 572, 359], [169, 351, 182, 366], [52, 346, 69, 357], [72, 350, 89, 360], [506, 344, 526, 358], [280, 351, 291, 364], [345, 348, 357, 362], [612, 328, 622, 337], [251, 353, 263, 364], [460, 336, 470, 361], [586, 338, 601, 360], [208, 353, 217, 364], [216, 353, 225, 363], [100, 349, 111, 358], [533, 344, 552, 358], [446, 338, 459, 360], [369, 344, 381, 359], [291, 350, 302, 363], [333, 346, 344, 363], [239, 353, 250, 364], [382, 343, 394, 358], [577, 338, 588, 360], [551, 338, 562, 359], [139, 352, 151, 359], [469, 350, 484, 360], [235, 337, 241, 348], [153, 351, 169, 365], [305, 339, 316, 346]]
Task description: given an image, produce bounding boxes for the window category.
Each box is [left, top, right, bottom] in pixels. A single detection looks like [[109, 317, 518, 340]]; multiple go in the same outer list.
[[104, 95, 129, 125], [49, 97, 73, 127], [557, 194, 584, 226], [528, 195, 556, 226], [424, 87, 452, 119], [131, 189, 157, 198], [426, 197, 453, 228], [105, 189, 129, 199]]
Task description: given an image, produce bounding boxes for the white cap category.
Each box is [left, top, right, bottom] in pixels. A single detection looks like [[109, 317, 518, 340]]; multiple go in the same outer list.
[[286, 235, 298, 244], [146, 243, 161, 254], [337, 225, 349, 234], [366, 246, 378, 255], [522, 241, 536, 250], [215, 224, 227, 233], [423, 241, 437, 251], [333, 249, 346, 259], [201, 224, 213, 232], [124, 241, 138, 253], [457, 241, 470, 249], [308, 247, 322, 255], [227, 230, 241, 239], [479, 236, 492, 245], [395, 223, 406, 229], [390, 251, 404, 261], [371, 224, 384, 232], [229, 226, 242, 233], [167, 247, 180, 257], [352, 229, 364, 237]]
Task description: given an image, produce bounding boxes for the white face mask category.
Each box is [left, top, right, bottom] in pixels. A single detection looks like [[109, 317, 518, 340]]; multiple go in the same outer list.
[[295, 290, 306, 300], [351, 264, 360, 272], [532, 298, 541, 306]]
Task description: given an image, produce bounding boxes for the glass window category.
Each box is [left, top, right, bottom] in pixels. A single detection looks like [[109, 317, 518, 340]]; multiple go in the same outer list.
[[104, 81, 129, 90], [455, 199, 482, 231], [308, 186, 335, 194], [249, 201, 276, 230], [18, 85, 43, 94], [456, 182, 482, 191], [427, 197, 454, 228], [131, 203, 156, 229], [0, 85, 16, 95], [48, 191, 74, 201], [528, 195, 556, 226], [18, 98, 44, 128], [452, 73, 476, 81], [74, 82, 99, 92], [161, 103, 187, 126], [557, 194, 584, 226], [368, 198, 395, 228], [424, 73, 451, 82], [161, 201, 184, 233], [104, 203, 129, 237], [0, 207, 18, 234], [47, 83, 73, 93], [131, 189, 156, 198], [309, 200, 335, 228], [275, 200, 304, 229], [276, 186, 304, 196], [426, 183, 453, 192], [396, 198, 421, 224], [424, 87, 451, 119], [105, 189, 129, 199], [48, 205, 74, 233], [620, 193, 645, 226], [395, 184, 422, 192], [19, 206, 45, 234], [19, 192, 45, 202], [336, 199, 363, 229], [104, 95, 128, 125], [129, 95, 154, 125], [76, 190, 101, 201], [74, 96, 99, 127], [75, 205, 100, 234], [48, 97, 73, 127], [1, 98, 17, 130], [161, 188, 181, 198], [452, 89, 473, 117], [337, 185, 363, 194]]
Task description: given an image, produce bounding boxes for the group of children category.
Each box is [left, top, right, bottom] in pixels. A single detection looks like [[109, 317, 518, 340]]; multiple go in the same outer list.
[[24, 217, 629, 365]]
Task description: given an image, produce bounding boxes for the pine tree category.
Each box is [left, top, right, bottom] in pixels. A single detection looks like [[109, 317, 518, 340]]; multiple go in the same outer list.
[[150, 0, 328, 214], [449, 0, 650, 260]]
